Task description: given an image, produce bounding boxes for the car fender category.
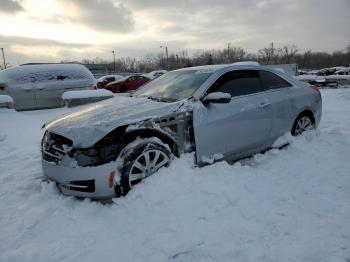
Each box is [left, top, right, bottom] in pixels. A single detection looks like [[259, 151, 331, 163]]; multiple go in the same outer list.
[[123, 125, 180, 157]]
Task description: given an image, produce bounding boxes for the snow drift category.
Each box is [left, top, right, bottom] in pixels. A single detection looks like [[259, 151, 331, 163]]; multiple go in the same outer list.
[[0, 89, 349, 262]]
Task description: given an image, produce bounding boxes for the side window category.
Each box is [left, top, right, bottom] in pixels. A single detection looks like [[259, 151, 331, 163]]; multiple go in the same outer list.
[[106, 77, 115, 82], [209, 70, 263, 97], [134, 76, 143, 81], [259, 70, 292, 90]]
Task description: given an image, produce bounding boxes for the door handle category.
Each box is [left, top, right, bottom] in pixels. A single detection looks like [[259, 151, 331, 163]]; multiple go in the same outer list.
[[259, 102, 270, 108]]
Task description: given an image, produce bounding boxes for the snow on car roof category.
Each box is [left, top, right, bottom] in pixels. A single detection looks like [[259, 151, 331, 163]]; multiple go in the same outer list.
[[0, 63, 94, 84]]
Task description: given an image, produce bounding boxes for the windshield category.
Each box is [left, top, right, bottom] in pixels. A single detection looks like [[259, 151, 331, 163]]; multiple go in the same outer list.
[[133, 69, 213, 101]]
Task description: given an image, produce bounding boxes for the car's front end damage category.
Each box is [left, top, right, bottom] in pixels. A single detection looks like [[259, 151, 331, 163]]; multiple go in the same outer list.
[[41, 131, 122, 199], [41, 98, 194, 199]]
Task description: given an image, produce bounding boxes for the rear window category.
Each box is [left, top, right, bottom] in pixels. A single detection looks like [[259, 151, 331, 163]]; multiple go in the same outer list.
[[259, 70, 292, 90]]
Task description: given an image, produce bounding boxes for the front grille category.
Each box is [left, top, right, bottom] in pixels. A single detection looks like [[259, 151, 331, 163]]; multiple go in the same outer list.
[[42, 132, 73, 164]]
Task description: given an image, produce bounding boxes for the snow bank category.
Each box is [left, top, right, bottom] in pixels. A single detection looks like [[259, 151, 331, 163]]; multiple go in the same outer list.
[[0, 95, 13, 103], [0, 95, 14, 109], [62, 89, 113, 100], [62, 90, 114, 107], [296, 75, 350, 81], [0, 89, 350, 261]]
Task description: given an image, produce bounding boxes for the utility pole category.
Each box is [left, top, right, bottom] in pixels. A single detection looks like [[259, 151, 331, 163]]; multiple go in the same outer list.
[[160, 45, 169, 69], [227, 43, 231, 62], [112, 50, 116, 73], [1, 48, 6, 69], [270, 42, 274, 64]]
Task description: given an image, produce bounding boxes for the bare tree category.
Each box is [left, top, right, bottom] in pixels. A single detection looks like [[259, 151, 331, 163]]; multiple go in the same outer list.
[[76, 43, 350, 73], [229, 47, 246, 62], [258, 42, 276, 65], [278, 45, 299, 64]]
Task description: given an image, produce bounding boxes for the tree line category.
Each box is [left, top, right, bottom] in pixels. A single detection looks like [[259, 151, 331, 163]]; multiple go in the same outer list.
[[2, 43, 349, 72], [60, 43, 348, 73]]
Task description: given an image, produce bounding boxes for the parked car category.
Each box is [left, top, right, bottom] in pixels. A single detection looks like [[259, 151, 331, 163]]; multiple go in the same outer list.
[[0, 63, 95, 110], [105, 75, 150, 93], [41, 64, 322, 199], [96, 74, 124, 89], [148, 70, 167, 79]]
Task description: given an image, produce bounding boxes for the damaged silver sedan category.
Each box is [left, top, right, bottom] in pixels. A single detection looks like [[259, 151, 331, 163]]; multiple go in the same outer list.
[[41, 64, 322, 199]]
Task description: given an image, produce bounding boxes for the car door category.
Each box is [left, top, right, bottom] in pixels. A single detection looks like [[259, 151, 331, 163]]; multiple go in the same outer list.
[[122, 76, 133, 91], [193, 70, 272, 165], [8, 74, 37, 110], [259, 70, 294, 143], [35, 71, 67, 109], [139, 76, 150, 86], [132, 76, 146, 90]]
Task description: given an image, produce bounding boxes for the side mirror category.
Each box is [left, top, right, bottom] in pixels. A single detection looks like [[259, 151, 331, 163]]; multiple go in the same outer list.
[[202, 92, 232, 104]]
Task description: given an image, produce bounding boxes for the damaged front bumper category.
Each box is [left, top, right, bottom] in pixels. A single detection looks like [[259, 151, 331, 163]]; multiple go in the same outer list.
[[42, 160, 119, 199]]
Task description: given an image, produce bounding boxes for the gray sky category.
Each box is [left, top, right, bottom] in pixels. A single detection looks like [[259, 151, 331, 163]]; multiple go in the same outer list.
[[0, 0, 349, 65]]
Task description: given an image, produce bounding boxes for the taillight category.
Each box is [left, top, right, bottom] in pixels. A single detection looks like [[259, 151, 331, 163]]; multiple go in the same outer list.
[[310, 85, 320, 93], [109, 171, 115, 188]]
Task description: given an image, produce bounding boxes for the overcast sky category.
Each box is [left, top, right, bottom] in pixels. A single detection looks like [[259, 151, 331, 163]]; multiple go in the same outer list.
[[0, 0, 349, 65]]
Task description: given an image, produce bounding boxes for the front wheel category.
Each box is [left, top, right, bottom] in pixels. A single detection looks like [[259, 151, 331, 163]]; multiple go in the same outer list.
[[291, 115, 314, 136], [119, 140, 172, 195]]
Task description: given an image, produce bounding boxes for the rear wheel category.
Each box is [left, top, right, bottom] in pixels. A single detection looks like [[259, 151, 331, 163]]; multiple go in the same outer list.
[[292, 115, 314, 136], [119, 140, 172, 195]]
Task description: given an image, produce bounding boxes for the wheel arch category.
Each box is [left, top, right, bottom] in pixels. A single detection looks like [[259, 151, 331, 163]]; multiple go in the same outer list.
[[122, 127, 180, 157], [291, 108, 316, 135], [293, 108, 315, 125]]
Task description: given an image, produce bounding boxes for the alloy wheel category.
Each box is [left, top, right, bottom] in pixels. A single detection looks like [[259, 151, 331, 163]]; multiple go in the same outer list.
[[294, 116, 314, 135], [128, 149, 170, 186]]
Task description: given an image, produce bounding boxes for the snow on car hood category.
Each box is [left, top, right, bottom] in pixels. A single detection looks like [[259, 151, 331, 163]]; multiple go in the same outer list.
[[45, 96, 182, 148]]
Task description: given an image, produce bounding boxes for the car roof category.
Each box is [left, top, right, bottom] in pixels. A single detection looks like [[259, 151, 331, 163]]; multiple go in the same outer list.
[[0, 63, 92, 81], [175, 63, 273, 73], [97, 74, 123, 81], [175, 63, 296, 80]]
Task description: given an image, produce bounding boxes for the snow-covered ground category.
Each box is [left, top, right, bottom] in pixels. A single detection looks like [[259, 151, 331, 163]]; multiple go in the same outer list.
[[0, 89, 350, 262]]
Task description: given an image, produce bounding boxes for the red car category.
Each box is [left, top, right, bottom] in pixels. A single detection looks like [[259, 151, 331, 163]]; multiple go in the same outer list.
[[105, 75, 151, 93], [96, 75, 124, 89]]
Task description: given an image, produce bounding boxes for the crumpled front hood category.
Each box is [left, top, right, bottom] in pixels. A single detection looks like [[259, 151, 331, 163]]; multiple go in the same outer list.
[[45, 96, 182, 148]]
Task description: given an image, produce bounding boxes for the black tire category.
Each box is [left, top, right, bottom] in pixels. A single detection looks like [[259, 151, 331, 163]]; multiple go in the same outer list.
[[291, 114, 314, 136], [119, 140, 172, 195]]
